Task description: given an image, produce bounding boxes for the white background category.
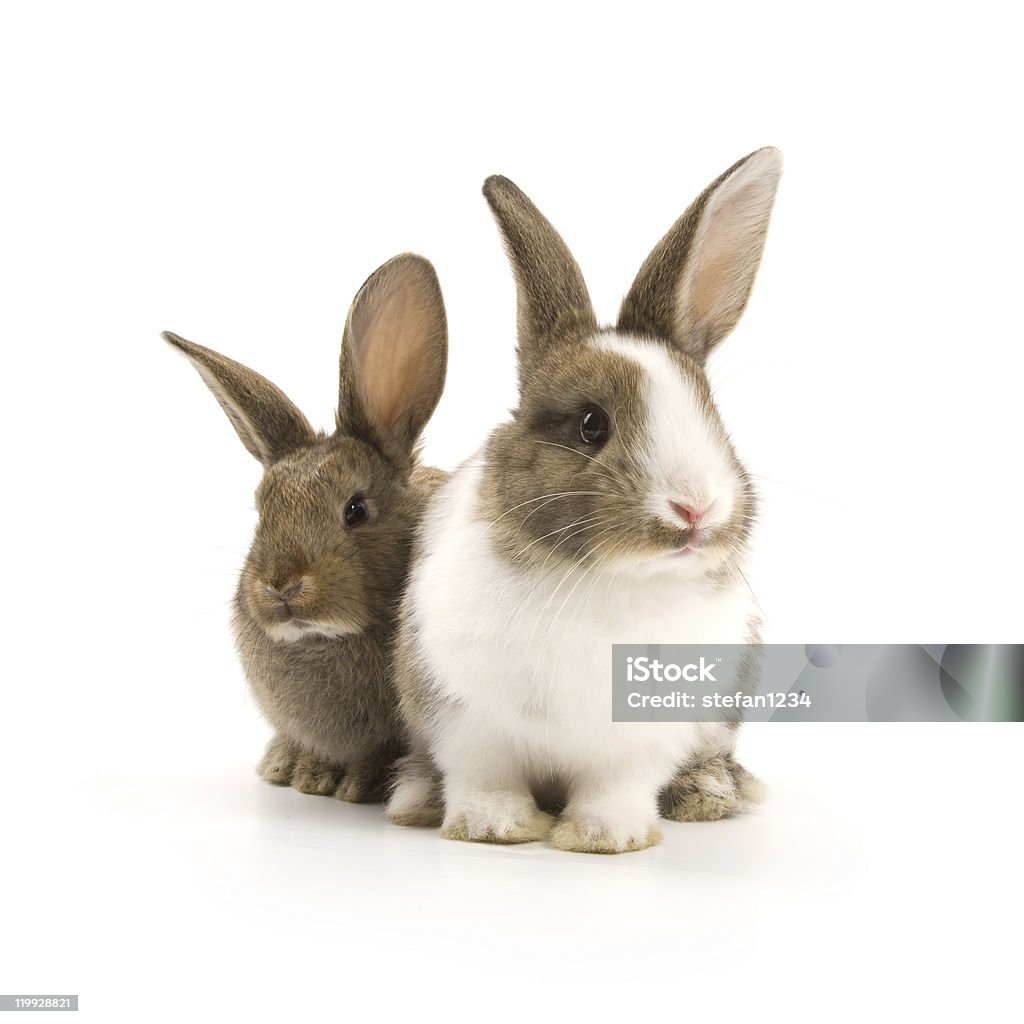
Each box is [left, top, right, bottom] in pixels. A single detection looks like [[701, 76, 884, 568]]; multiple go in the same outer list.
[[1, 2, 1022, 1022]]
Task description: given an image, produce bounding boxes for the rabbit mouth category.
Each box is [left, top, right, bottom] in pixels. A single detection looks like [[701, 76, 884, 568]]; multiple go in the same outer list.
[[263, 618, 359, 644], [672, 531, 712, 555], [669, 542, 710, 561]]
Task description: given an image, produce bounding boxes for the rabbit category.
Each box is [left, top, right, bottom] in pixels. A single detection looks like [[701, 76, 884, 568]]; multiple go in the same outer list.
[[165, 253, 448, 803], [386, 149, 780, 850]]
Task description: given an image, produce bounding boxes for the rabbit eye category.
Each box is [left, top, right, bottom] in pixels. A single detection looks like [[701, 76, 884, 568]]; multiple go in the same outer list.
[[579, 406, 610, 447], [344, 495, 369, 528]]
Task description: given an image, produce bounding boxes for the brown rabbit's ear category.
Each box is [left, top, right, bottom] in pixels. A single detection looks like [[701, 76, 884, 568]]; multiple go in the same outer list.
[[482, 176, 596, 372], [337, 254, 448, 467], [618, 147, 782, 363], [163, 332, 316, 466]]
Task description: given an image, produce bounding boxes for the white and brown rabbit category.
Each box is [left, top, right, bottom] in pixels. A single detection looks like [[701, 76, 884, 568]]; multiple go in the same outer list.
[[165, 254, 448, 802], [387, 150, 780, 850]]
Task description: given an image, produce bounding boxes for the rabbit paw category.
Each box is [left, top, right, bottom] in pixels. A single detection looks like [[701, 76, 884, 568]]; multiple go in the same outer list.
[[730, 760, 768, 805], [549, 815, 662, 854], [291, 752, 346, 796], [386, 764, 444, 828], [257, 737, 394, 803], [257, 738, 343, 796], [257, 735, 302, 786], [333, 755, 392, 804], [659, 754, 766, 822], [441, 794, 554, 845]]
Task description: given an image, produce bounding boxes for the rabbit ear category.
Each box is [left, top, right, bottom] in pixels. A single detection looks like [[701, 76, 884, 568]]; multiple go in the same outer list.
[[482, 176, 596, 370], [337, 254, 448, 466], [163, 332, 316, 466], [618, 147, 782, 362]]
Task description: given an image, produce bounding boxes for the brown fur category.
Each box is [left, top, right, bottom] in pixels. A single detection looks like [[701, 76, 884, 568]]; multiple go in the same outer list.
[[659, 751, 767, 822], [165, 254, 448, 803], [481, 175, 597, 386]]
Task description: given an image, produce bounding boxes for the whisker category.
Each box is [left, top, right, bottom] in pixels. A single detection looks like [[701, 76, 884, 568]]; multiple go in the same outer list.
[[532, 439, 635, 490], [510, 510, 616, 563], [513, 492, 612, 539], [543, 520, 627, 613], [735, 565, 769, 627], [489, 490, 607, 526], [532, 501, 630, 578], [746, 473, 834, 502]]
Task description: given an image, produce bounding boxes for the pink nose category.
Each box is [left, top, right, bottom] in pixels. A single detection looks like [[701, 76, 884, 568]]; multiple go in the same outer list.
[[669, 501, 706, 526]]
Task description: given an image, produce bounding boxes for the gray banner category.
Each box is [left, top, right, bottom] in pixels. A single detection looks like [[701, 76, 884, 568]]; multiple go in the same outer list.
[[611, 644, 1024, 722], [0, 996, 78, 1012]]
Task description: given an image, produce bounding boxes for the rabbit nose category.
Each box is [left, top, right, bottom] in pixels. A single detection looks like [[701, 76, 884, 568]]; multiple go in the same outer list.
[[265, 579, 306, 603], [669, 500, 707, 526]]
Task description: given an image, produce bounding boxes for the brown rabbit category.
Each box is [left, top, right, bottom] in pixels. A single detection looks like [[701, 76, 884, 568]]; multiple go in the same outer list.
[[165, 254, 448, 802]]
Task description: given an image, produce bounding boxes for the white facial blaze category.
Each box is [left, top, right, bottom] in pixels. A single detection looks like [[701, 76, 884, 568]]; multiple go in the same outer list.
[[592, 335, 739, 532]]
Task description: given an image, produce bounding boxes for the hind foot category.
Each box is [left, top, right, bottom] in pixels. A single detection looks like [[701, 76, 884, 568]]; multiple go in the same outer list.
[[385, 752, 444, 827], [659, 754, 766, 823]]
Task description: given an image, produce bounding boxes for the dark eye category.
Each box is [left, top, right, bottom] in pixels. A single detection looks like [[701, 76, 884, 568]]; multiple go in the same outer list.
[[344, 495, 369, 528], [579, 405, 610, 446]]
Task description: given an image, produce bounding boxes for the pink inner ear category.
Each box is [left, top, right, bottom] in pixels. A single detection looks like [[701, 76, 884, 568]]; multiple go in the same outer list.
[[676, 152, 781, 346], [686, 205, 750, 328], [350, 268, 443, 438], [353, 283, 410, 431]]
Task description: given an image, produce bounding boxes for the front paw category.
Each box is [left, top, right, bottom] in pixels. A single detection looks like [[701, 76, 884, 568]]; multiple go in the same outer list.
[[291, 753, 346, 796], [334, 756, 393, 804], [257, 737, 394, 803], [257, 735, 301, 786], [258, 736, 339, 795], [549, 815, 662, 854], [441, 794, 553, 845]]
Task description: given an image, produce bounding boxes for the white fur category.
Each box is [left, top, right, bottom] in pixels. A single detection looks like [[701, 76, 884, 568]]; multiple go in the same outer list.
[[264, 620, 356, 644], [404, 337, 756, 852], [595, 333, 742, 580], [384, 769, 438, 821]]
